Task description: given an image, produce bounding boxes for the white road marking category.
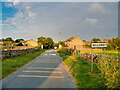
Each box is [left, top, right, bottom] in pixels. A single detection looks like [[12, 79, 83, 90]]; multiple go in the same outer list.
[[18, 75, 64, 78], [26, 67, 61, 70], [22, 70, 63, 73]]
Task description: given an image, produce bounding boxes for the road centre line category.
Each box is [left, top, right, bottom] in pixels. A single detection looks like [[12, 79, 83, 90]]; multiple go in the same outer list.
[[26, 67, 61, 70], [18, 75, 64, 78], [22, 70, 63, 73]]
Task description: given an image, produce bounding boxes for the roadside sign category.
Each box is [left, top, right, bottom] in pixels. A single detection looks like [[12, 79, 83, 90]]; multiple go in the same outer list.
[[91, 42, 107, 48], [91, 42, 107, 73]]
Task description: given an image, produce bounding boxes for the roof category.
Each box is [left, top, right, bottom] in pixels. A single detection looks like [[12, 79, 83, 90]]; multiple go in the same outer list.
[[21, 40, 37, 43], [64, 36, 76, 42]]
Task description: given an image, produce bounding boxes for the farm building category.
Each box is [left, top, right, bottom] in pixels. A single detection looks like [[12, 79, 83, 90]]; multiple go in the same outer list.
[[64, 35, 85, 50], [21, 40, 38, 47]]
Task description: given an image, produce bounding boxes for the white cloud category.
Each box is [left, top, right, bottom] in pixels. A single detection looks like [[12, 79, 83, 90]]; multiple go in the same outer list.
[[13, 2, 19, 6], [25, 6, 37, 18], [26, 6, 31, 10], [28, 11, 37, 18], [4, 2, 13, 7], [85, 18, 98, 24], [87, 3, 111, 14]]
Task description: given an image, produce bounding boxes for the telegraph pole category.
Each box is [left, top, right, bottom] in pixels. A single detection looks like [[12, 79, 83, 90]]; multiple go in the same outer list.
[[59, 32, 61, 48], [59, 32, 61, 42]]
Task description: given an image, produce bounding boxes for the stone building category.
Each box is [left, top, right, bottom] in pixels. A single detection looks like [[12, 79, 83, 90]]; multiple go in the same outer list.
[[64, 35, 85, 50], [21, 40, 38, 47]]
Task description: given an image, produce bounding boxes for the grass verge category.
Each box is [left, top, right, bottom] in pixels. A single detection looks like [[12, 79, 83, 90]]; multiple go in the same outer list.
[[1, 49, 46, 79], [57, 49, 106, 88]]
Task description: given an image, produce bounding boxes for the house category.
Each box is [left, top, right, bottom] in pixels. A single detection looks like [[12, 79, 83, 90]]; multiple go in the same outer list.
[[3, 41, 13, 46], [21, 40, 38, 47], [64, 35, 85, 50]]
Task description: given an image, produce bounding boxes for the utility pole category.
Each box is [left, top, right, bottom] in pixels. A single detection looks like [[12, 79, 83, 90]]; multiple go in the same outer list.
[[107, 34, 108, 43], [59, 32, 61, 42], [59, 32, 61, 48]]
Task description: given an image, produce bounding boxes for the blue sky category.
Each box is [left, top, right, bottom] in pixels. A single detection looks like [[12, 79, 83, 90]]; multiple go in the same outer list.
[[1, 2, 118, 42]]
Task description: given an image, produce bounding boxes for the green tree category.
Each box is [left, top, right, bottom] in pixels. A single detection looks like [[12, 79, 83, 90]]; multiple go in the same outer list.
[[16, 43, 23, 46], [37, 37, 48, 49], [1, 38, 4, 41], [47, 37, 54, 48], [91, 38, 101, 43], [109, 37, 120, 50], [58, 41, 65, 47], [15, 39, 24, 43], [55, 43, 59, 47], [4, 37, 14, 42]]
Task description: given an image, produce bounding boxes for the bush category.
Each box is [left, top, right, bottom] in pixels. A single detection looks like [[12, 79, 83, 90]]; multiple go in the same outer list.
[[16, 43, 23, 46], [97, 55, 120, 88], [57, 47, 72, 55]]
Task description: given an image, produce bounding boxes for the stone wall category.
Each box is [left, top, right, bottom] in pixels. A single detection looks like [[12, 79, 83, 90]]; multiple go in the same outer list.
[[80, 52, 105, 63], [0, 47, 40, 59]]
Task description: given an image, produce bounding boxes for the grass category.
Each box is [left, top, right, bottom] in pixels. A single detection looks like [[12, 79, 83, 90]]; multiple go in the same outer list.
[[64, 56, 106, 88], [57, 49, 106, 88], [1, 49, 46, 79], [81, 50, 118, 57]]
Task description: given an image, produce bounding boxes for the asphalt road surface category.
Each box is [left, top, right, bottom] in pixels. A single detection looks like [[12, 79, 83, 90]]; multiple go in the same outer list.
[[1, 49, 76, 88]]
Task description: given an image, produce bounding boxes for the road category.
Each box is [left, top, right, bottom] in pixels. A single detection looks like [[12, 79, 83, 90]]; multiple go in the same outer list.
[[1, 49, 76, 88]]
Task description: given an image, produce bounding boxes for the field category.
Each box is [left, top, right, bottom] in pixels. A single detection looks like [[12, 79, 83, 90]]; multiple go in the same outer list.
[[81, 50, 118, 56], [1, 49, 46, 79]]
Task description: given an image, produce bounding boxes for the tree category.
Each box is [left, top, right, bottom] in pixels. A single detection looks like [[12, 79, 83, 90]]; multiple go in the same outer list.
[[55, 43, 59, 47], [91, 38, 101, 43], [15, 39, 24, 43], [47, 37, 54, 48], [16, 43, 23, 46], [58, 41, 65, 47], [83, 40, 86, 42], [4, 37, 14, 42], [110, 37, 120, 50], [1, 38, 4, 41]]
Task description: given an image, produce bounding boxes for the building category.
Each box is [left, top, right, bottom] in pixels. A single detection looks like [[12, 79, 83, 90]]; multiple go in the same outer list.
[[3, 41, 13, 46], [64, 35, 85, 50], [21, 40, 38, 47]]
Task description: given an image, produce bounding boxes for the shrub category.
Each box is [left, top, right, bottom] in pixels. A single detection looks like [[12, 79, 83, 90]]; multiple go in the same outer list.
[[97, 55, 120, 88], [57, 47, 72, 55]]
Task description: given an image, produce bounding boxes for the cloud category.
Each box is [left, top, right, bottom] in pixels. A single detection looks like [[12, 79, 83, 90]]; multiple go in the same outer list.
[[28, 11, 37, 18], [87, 3, 111, 14], [13, 2, 19, 6], [2, 2, 117, 42], [85, 18, 98, 24], [26, 6, 31, 10], [4, 2, 13, 7], [25, 6, 37, 18]]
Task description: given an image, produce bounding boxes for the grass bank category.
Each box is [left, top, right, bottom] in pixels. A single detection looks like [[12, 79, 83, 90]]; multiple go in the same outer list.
[[1, 49, 46, 79], [57, 47, 106, 88]]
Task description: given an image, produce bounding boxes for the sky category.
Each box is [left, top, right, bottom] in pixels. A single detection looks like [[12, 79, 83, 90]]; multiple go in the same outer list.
[[1, 2, 118, 42]]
